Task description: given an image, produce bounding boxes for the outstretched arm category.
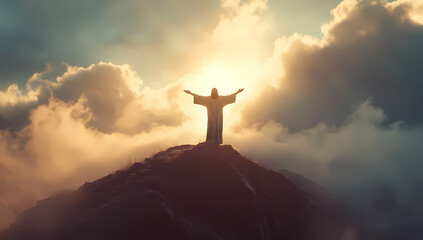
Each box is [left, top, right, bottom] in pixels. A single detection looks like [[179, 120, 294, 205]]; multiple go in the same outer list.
[[221, 88, 244, 106], [184, 89, 194, 96], [232, 88, 244, 95], [184, 89, 203, 97], [235, 88, 244, 95], [184, 90, 208, 106]]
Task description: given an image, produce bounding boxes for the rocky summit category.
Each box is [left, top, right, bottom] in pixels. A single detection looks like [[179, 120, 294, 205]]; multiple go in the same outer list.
[[1, 142, 350, 240]]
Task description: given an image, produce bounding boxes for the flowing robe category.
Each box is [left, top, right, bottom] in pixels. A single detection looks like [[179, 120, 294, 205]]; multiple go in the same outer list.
[[193, 94, 236, 144]]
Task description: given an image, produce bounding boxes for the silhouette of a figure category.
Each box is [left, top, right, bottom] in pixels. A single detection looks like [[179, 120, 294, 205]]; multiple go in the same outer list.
[[184, 88, 244, 144]]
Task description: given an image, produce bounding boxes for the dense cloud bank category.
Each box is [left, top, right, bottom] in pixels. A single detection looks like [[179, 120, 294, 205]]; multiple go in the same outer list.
[[242, 0, 423, 131], [0, 62, 185, 134], [234, 100, 423, 239], [235, 0, 423, 238]]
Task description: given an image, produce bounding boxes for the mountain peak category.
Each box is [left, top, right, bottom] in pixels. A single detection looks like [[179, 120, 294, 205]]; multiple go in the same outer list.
[[1, 142, 348, 240]]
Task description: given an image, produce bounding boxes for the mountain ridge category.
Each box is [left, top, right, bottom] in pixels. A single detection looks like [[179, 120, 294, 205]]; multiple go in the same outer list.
[[1, 142, 351, 240]]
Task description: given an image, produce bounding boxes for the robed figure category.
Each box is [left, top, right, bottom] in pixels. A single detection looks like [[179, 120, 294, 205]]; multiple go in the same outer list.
[[184, 88, 244, 144]]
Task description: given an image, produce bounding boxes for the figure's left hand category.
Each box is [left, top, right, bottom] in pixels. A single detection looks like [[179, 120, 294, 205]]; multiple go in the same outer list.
[[237, 88, 244, 94]]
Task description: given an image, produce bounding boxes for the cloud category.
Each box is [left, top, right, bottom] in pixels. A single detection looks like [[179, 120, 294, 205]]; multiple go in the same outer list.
[[231, 100, 423, 239], [242, 0, 423, 132], [0, 62, 185, 134]]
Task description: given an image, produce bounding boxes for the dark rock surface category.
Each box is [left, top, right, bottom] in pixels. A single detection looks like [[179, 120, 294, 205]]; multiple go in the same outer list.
[[0, 142, 351, 240]]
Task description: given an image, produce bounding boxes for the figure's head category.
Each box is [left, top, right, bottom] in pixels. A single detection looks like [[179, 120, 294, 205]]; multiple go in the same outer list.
[[211, 88, 219, 99]]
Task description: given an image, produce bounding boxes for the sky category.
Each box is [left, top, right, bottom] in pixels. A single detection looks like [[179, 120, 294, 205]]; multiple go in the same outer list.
[[1, 0, 423, 239]]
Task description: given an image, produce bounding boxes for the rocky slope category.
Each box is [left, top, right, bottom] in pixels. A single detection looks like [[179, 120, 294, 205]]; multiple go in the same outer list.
[[1, 142, 351, 240]]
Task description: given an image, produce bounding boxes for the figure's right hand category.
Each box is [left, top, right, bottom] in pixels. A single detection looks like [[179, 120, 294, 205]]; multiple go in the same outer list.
[[184, 90, 192, 95]]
